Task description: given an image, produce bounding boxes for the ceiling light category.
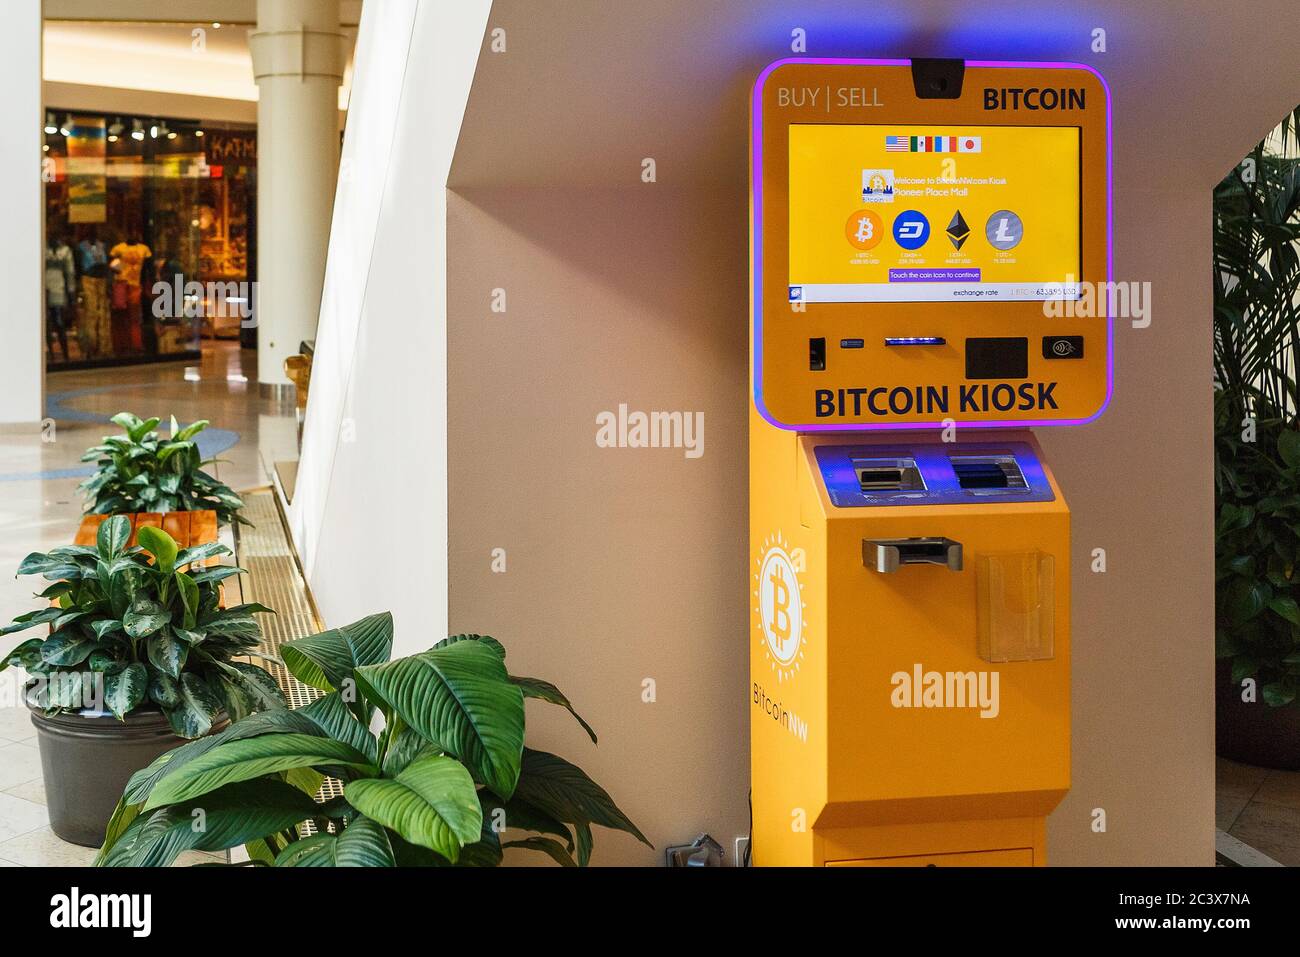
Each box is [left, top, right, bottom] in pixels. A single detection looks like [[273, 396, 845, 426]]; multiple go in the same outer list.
[[108, 119, 124, 137], [108, 135, 118, 143], [131, 119, 145, 141], [43, 112, 56, 135], [149, 124, 159, 139], [194, 129, 204, 137], [212, 21, 221, 28]]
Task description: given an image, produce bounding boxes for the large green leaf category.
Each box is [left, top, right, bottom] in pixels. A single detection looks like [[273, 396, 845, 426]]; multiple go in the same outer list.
[[355, 640, 524, 798], [163, 673, 225, 739], [298, 691, 378, 764], [503, 836, 577, 866], [147, 629, 187, 678], [41, 629, 98, 667], [381, 723, 441, 777], [99, 779, 320, 867], [479, 793, 574, 849], [273, 816, 394, 867], [110, 411, 142, 434], [0, 638, 43, 672], [512, 749, 651, 857], [433, 633, 506, 658], [146, 733, 377, 809], [120, 708, 325, 808], [344, 754, 481, 863], [136, 525, 178, 574], [175, 572, 199, 629], [15, 553, 83, 580], [0, 607, 63, 637], [281, 612, 394, 692], [175, 541, 230, 569], [174, 419, 210, 443], [124, 599, 171, 639], [104, 663, 148, 719], [96, 515, 132, 559], [512, 675, 597, 743], [213, 661, 285, 721]]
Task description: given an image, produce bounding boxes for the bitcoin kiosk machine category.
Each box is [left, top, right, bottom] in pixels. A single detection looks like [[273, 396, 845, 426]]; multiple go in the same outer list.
[[749, 58, 1110, 866]]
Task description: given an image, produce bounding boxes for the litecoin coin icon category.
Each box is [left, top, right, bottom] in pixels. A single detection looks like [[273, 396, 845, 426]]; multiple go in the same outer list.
[[986, 210, 1025, 250]]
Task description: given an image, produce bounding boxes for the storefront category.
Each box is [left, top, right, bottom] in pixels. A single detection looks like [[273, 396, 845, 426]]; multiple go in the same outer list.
[[42, 111, 257, 369]]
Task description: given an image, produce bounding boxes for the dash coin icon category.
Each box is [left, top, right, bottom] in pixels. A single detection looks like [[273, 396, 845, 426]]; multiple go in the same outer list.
[[845, 209, 885, 251], [892, 210, 931, 250]]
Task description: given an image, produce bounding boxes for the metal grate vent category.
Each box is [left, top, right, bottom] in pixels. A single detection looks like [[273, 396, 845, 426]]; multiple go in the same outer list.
[[236, 490, 344, 815]]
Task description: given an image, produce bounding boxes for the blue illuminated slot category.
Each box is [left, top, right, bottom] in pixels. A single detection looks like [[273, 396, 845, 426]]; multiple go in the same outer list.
[[884, 336, 946, 346]]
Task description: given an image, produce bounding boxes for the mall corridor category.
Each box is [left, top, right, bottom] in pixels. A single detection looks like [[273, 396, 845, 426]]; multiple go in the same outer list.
[[0, 344, 296, 864], [0, 342, 296, 620]]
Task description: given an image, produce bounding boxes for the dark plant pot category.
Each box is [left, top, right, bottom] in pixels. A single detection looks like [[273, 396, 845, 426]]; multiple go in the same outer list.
[[1216, 659, 1300, 770], [27, 705, 225, 848]]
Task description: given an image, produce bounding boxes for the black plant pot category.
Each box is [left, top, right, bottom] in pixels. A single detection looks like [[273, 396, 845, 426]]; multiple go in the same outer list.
[[27, 705, 222, 848], [1216, 659, 1300, 770]]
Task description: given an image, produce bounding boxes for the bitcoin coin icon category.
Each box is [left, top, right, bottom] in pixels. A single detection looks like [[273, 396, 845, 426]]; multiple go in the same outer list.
[[845, 209, 885, 251], [759, 546, 803, 667]]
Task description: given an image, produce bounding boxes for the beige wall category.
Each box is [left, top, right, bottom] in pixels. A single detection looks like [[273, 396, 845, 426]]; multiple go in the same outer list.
[[448, 187, 750, 863], [445, 0, 1300, 865]]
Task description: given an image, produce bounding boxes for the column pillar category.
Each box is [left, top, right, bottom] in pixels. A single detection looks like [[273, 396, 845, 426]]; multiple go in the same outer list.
[[0, 0, 42, 428], [250, 0, 345, 389]]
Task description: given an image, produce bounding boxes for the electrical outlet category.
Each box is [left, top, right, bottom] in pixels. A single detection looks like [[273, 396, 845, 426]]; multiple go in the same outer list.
[[734, 836, 750, 866]]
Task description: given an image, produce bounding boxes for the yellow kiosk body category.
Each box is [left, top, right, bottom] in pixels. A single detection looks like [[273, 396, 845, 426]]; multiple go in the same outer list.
[[749, 59, 1110, 866]]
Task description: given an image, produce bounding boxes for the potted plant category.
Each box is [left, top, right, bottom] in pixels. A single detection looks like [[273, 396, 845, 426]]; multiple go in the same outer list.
[[79, 411, 248, 526], [1214, 108, 1300, 768], [96, 612, 650, 866], [0, 516, 283, 845]]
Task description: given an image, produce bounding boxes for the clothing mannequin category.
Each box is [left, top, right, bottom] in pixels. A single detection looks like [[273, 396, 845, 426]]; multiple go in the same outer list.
[[109, 236, 151, 352], [44, 236, 76, 361], [77, 233, 110, 356]]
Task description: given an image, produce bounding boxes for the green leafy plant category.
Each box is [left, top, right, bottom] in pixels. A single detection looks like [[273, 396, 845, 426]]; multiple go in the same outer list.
[[1214, 108, 1300, 707], [79, 412, 248, 526], [0, 515, 283, 736], [95, 613, 650, 867]]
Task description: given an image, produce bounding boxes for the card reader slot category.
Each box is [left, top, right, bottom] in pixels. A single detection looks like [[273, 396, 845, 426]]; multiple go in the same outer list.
[[950, 453, 1028, 492], [852, 456, 925, 493], [864, 537, 964, 573]]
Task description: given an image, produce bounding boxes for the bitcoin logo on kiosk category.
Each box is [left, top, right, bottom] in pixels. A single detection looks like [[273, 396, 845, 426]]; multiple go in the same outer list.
[[749, 58, 1110, 865]]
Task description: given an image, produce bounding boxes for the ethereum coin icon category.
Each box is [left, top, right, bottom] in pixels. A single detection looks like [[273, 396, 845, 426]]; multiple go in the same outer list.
[[946, 210, 971, 250]]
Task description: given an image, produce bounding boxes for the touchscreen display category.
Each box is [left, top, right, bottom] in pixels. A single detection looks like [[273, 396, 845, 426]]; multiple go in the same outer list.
[[788, 124, 1081, 303]]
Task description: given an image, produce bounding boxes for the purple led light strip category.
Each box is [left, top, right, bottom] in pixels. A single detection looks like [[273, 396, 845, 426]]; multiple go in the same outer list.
[[751, 57, 1114, 432]]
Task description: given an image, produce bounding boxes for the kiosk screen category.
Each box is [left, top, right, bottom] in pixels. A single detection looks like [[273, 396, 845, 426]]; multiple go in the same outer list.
[[788, 124, 1081, 304]]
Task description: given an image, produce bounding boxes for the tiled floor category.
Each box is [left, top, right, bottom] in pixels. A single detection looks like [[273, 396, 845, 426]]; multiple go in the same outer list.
[[0, 342, 296, 865], [1218, 757, 1300, 865]]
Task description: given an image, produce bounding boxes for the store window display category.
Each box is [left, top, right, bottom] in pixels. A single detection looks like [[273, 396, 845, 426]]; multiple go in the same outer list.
[[42, 111, 258, 369]]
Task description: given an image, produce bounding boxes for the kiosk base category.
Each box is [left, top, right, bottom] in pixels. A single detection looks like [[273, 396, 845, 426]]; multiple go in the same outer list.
[[814, 817, 1046, 867], [748, 414, 1070, 867]]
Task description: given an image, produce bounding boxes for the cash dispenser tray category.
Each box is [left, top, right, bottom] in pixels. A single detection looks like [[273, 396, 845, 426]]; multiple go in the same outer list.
[[864, 537, 963, 573]]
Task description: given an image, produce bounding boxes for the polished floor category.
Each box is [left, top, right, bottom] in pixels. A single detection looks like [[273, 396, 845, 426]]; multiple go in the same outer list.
[[0, 342, 296, 865], [1218, 757, 1300, 865]]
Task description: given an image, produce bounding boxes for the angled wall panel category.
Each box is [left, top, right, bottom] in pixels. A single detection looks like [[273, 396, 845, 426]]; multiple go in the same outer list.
[[289, 0, 490, 651]]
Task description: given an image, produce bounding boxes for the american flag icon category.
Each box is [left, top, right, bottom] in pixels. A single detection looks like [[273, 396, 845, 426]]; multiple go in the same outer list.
[[885, 135, 909, 152]]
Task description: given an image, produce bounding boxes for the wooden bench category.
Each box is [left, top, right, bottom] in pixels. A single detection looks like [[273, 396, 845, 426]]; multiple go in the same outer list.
[[74, 511, 219, 555]]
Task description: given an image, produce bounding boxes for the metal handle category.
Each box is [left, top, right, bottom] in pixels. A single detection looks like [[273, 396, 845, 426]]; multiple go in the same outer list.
[[864, 537, 963, 573]]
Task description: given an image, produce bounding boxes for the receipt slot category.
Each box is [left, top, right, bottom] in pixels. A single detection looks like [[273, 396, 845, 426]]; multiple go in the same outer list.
[[748, 59, 1110, 866]]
